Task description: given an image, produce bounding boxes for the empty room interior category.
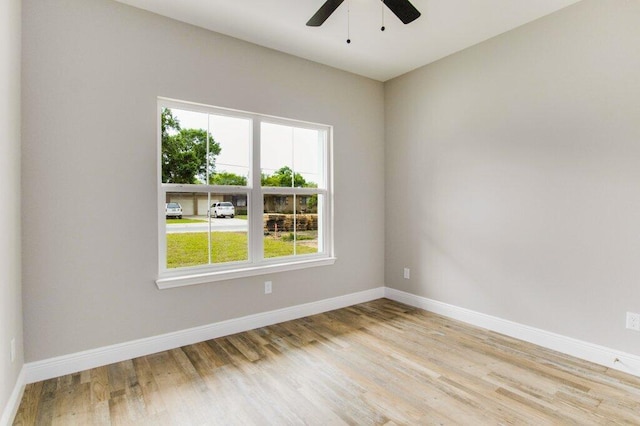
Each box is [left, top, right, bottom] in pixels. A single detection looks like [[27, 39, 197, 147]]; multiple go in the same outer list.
[[3, 0, 640, 424]]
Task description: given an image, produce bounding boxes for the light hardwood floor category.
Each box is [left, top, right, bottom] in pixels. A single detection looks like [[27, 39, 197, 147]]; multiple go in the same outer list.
[[13, 299, 640, 425]]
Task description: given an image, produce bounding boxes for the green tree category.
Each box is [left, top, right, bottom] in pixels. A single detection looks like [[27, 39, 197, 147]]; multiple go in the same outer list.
[[209, 172, 247, 186], [307, 194, 318, 210], [261, 166, 312, 187], [161, 108, 180, 140], [161, 108, 221, 184]]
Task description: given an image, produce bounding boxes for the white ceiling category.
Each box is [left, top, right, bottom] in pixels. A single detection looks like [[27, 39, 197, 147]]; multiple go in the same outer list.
[[115, 0, 582, 82]]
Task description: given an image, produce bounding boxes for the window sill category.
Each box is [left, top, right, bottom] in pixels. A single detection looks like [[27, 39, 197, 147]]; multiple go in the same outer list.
[[156, 257, 337, 289]]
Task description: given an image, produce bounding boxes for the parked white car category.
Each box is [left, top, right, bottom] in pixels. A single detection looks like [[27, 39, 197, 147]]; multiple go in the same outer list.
[[165, 202, 183, 219], [211, 202, 235, 218]]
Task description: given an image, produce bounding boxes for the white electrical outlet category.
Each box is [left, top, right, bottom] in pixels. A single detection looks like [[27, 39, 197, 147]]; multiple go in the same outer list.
[[265, 281, 272, 294], [403, 267, 410, 279], [626, 312, 640, 331], [10, 338, 16, 363]]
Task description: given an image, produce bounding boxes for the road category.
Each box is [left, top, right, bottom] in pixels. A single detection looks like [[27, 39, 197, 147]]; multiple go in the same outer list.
[[166, 218, 248, 234]]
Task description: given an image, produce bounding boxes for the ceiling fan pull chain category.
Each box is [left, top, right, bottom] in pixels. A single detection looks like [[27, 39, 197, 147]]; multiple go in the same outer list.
[[381, 0, 386, 31], [346, 0, 351, 43]]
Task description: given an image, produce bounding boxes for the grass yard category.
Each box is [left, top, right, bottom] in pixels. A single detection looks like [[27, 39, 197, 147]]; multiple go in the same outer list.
[[167, 232, 317, 268], [263, 235, 317, 258], [166, 218, 206, 224]]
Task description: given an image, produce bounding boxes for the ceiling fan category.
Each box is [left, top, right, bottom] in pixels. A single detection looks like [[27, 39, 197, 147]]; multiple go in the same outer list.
[[306, 0, 421, 27]]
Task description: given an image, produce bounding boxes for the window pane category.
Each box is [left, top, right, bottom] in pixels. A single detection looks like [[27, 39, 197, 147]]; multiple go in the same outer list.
[[161, 108, 211, 184], [261, 123, 324, 188], [165, 192, 249, 269], [293, 127, 324, 189], [208, 192, 249, 264], [263, 193, 321, 259], [261, 122, 293, 187], [208, 114, 251, 186], [165, 192, 207, 268]]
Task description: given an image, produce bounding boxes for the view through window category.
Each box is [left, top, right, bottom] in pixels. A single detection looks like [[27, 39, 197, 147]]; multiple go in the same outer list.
[[158, 99, 332, 286]]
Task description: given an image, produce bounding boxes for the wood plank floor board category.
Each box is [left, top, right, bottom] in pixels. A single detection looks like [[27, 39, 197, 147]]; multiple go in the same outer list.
[[13, 299, 640, 425], [34, 379, 57, 426], [130, 357, 166, 419], [12, 382, 43, 426]]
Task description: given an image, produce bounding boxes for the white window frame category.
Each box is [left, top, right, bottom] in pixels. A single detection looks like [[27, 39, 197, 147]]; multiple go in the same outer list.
[[156, 98, 335, 289]]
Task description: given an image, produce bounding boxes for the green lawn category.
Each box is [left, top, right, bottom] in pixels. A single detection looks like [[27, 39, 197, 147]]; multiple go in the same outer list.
[[263, 236, 316, 258], [166, 218, 207, 224], [167, 232, 316, 268]]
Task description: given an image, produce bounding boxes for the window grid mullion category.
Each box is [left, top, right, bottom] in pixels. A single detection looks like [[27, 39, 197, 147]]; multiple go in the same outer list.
[[250, 117, 264, 264]]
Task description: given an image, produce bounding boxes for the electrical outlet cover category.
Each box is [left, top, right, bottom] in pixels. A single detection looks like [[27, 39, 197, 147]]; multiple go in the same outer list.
[[626, 312, 640, 331]]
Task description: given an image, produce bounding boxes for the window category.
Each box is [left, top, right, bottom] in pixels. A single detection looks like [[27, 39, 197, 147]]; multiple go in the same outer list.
[[157, 98, 334, 288]]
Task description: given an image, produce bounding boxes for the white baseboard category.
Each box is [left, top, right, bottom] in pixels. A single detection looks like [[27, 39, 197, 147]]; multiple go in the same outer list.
[[18, 285, 640, 391], [384, 287, 640, 378], [1, 367, 25, 426], [23, 287, 385, 384]]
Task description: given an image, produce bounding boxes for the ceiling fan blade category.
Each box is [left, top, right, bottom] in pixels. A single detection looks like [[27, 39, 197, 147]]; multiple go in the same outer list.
[[306, 0, 345, 27], [383, 0, 421, 24]]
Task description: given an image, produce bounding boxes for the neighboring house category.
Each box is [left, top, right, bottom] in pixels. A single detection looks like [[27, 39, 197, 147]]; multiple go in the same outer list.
[[165, 193, 316, 216], [263, 194, 317, 214], [165, 193, 248, 216]]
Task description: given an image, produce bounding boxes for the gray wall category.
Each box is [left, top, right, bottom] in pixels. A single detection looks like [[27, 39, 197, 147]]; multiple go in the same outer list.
[[385, 0, 640, 355], [22, 0, 385, 361], [0, 0, 23, 417]]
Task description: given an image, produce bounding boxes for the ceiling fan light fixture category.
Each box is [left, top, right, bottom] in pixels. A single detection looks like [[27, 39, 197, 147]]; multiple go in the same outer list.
[[306, 0, 421, 28]]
